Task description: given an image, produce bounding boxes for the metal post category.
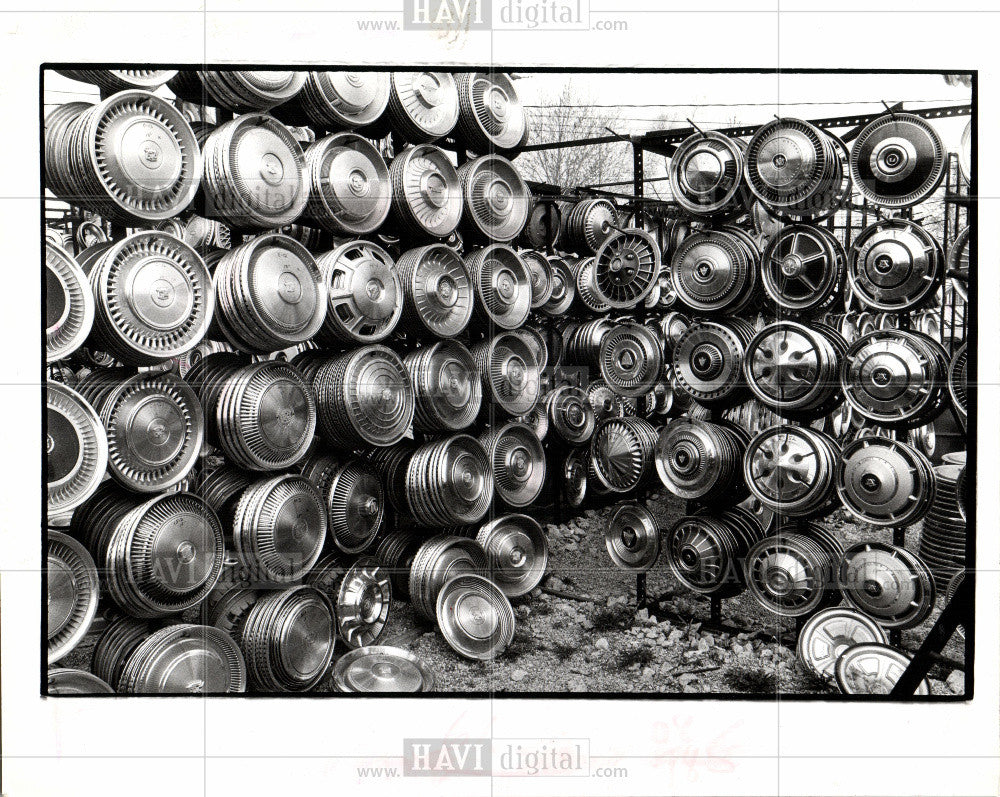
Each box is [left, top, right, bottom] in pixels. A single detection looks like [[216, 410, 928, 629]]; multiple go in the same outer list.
[[890, 572, 972, 696]]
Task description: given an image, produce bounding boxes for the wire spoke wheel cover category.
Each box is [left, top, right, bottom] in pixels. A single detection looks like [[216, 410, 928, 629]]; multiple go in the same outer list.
[[837, 436, 935, 526], [606, 502, 661, 572], [388, 144, 463, 238], [436, 573, 516, 660], [835, 643, 930, 695], [47, 531, 100, 664], [333, 645, 434, 692], [838, 542, 936, 629], [47, 384, 108, 517], [304, 133, 391, 235], [476, 514, 549, 596], [796, 607, 889, 683], [849, 112, 946, 208], [479, 422, 545, 507], [118, 624, 245, 694], [847, 219, 942, 312]]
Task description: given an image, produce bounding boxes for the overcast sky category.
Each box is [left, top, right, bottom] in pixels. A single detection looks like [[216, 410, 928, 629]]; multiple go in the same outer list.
[[516, 71, 971, 149]]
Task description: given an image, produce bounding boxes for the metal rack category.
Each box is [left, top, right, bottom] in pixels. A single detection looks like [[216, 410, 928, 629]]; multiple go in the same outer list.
[[523, 100, 974, 692]]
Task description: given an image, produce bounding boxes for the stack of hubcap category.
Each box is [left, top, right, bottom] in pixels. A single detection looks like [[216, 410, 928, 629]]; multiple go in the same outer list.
[[303, 133, 391, 236], [238, 586, 336, 691], [458, 155, 530, 243], [313, 345, 414, 448], [836, 436, 936, 527], [118, 624, 245, 694], [838, 542, 935, 629], [388, 145, 463, 238], [470, 333, 541, 417], [655, 418, 749, 503], [847, 219, 942, 312], [200, 114, 308, 229], [840, 330, 949, 429], [46, 243, 94, 363], [408, 534, 488, 620], [169, 71, 306, 112], [231, 474, 327, 582], [479, 422, 545, 507], [474, 515, 549, 597], [589, 416, 659, 494], [404, 435, 494, 526], [744, 425, 841, 517], [88, 231, 214, 365], [466, 244, 532, 329], [44, 91, 201, 223], [77, 370, 203, 493], [455, 72, 528, 156], [213, 234, 326, 352], [743, 523, 845, 617], [47, 531, 100, 663], [47, 384, 108, 518], [405, 341, 482, 432], [665, 507, 766, 596], [605, 502, 662, 572], [396, 244, 474, 338]]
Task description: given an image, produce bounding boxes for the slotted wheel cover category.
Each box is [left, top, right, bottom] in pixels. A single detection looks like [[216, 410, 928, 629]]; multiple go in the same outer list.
[[317, 240, 402, 344], [458, 155, 530, 242], [396, 244, 474, 338], [593, 228, 660, 308], [835, 643, 930, 695], [387, 72, 460, 143], [847, 219, 941, 312], [389, 144, 463, 238], [837, 437, 935, 526], [796, 607, 889, 682]]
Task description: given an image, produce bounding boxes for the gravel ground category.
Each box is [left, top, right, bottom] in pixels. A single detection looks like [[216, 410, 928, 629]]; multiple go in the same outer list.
[[57, 491, 966, 697]]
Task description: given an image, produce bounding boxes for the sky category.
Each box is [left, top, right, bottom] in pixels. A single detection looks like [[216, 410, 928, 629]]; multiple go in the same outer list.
[[515, 71, 971, 149]]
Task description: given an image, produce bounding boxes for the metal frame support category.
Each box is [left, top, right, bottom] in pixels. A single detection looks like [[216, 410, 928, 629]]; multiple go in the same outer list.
[[890, 572, 972, 696]]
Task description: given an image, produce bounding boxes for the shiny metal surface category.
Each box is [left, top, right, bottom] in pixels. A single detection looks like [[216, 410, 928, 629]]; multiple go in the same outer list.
[[436, 573, 516, 660], [835, 643, 930, 695], [333, 646, 434, 692]]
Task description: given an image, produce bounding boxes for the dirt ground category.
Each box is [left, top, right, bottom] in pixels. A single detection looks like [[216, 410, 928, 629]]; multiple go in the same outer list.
[[59, 490, 966, 696]]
